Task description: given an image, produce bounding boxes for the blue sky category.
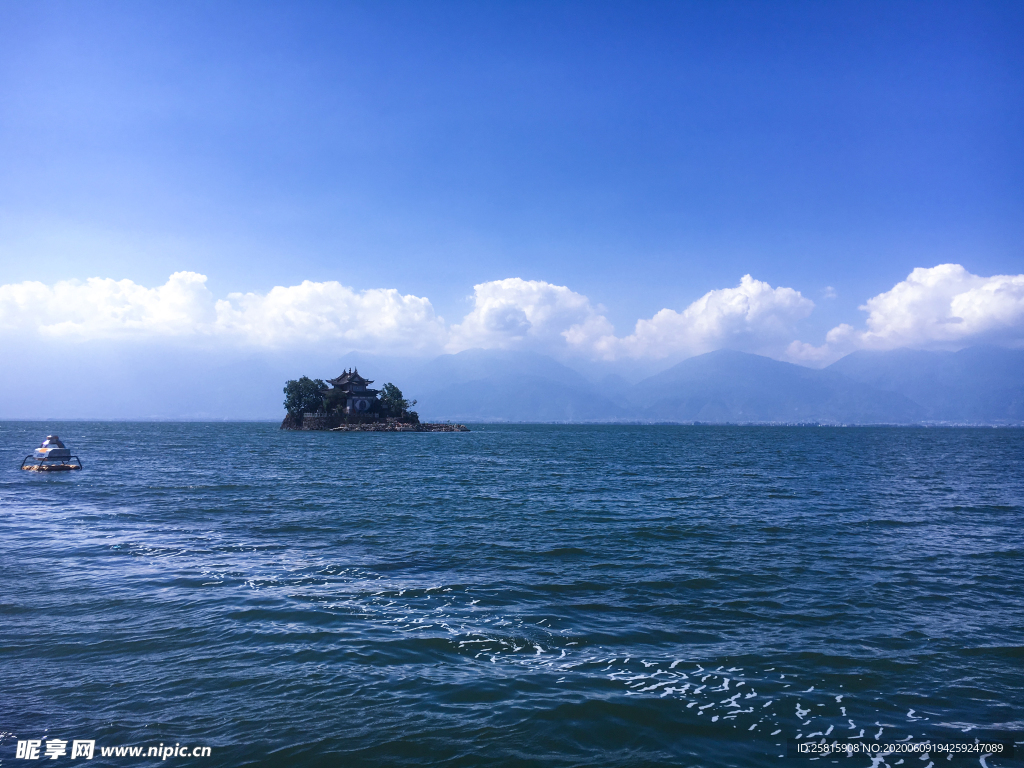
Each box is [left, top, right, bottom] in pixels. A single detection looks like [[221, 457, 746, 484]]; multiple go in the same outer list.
[[1, 0, 1022, 373]]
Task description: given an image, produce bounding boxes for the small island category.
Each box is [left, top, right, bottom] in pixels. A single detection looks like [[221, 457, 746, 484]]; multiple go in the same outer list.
[[280, 368, 468, 432]]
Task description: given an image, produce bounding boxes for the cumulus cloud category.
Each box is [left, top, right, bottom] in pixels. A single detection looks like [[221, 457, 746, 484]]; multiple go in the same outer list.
[[0, 271, 822, 362], [788, 264, 1024, 364], [0, 271, 217, 338], [0, 272, 446, 353], [6, 265, 1022, 368], [446, 278, 613, 354], [215, 282, 446, 351], [591, 275, 814, 360], [445, 275, 813, 361]]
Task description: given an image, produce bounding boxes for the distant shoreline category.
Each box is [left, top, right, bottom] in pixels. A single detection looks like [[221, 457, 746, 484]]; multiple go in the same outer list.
[[281, 420, 469, 432], [1, 419, 1021, 427]]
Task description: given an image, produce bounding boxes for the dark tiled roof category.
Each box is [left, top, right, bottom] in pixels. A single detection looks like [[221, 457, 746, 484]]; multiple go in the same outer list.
[[327, 368, 374, 387]]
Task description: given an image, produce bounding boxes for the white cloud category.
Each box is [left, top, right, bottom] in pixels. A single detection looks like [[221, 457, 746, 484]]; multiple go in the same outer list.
[[446, 278, 613, 353], [0, 271, 216, 338], [591, 275, 814, 360], [788, 264, 1024, 364], [0, 272, 446, 353], [215, 281, 446, 351], [5, 265, 1021, 369], [446, 275, 813, 361], [0, 271, 820, 362]]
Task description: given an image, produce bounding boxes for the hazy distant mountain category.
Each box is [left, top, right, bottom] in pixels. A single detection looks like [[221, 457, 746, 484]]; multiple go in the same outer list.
[[0, 343, 423, 421], [342, 346, 1024, 424], [0, 341, 286, 420], [632, 349, 924, 424], [828, 346, 1024, 423], [410, 349, 631, 422], [3, 338, 1019, 424]]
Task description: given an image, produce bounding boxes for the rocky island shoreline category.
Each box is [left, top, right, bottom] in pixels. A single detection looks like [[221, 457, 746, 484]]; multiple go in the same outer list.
[[331, 422, 468, 432], [281, 414, 468, 431]]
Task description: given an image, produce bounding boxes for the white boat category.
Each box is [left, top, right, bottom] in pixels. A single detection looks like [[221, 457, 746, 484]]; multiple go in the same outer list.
[[21, 435, 83, 471]]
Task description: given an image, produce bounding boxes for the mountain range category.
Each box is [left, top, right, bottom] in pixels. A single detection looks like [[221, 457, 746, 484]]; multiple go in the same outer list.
[[2, 342, 1020, 424], [410, 346, 1024, 425]]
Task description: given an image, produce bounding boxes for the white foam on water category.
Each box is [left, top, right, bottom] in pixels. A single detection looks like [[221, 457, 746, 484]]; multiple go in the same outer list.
[[232, 565, 1001, 757]]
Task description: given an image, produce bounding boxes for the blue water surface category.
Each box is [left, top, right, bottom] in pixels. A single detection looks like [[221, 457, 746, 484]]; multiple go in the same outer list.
[[1, 423, 1022, 766]]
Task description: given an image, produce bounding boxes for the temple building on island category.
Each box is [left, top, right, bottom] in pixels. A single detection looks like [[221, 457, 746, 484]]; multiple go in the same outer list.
[[326, 369, 379, 415], [281, 366, 468, 431]]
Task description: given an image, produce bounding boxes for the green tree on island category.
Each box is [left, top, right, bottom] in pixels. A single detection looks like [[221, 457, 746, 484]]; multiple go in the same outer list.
[[283, 376, 327, 415], [379, 382, 418, 422]]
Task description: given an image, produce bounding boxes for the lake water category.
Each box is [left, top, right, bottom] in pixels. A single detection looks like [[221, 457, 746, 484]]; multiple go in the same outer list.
[[2, 423, 1022, 766]]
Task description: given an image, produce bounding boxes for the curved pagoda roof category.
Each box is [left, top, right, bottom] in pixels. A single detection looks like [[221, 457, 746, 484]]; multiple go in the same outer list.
[[327, 368, 374, 388]]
